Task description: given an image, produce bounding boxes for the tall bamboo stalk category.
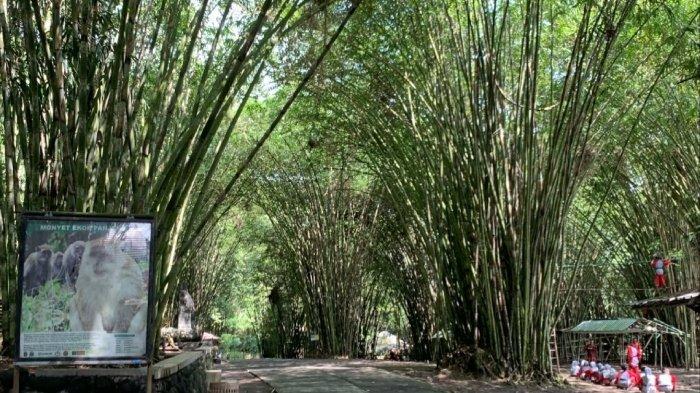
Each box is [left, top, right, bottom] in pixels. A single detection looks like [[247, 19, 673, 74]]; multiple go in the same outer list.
[[0, 0, 360, 356], [316, 0, 635, 378], [260, 163, 385, 357]]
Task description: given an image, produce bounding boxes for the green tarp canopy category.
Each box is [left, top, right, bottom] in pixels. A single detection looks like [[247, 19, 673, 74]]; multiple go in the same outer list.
[[563, 317, 687, 337]]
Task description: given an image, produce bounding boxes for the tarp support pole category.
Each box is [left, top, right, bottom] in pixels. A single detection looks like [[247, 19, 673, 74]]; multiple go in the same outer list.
[[620, 335, 624, 364], [654, 335, 658, 366], [660, 335, 663, 369]]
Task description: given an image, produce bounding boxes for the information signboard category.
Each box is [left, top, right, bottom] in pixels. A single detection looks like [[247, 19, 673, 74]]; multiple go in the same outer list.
[[15, 213, 155, 364]]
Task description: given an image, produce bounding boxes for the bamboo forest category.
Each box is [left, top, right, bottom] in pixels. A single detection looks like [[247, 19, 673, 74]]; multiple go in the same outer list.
[[0, 0, 698, 392]]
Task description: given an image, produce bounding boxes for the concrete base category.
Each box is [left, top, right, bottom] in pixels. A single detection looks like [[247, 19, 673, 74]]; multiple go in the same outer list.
[[1, 351, 210, 393]]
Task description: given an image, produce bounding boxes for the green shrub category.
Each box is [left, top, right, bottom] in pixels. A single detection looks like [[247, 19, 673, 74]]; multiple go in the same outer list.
[[219, 332, 260, 359]]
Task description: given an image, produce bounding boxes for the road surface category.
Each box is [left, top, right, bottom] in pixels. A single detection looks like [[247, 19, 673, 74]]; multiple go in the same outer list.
[[217, 358, 700, 393]]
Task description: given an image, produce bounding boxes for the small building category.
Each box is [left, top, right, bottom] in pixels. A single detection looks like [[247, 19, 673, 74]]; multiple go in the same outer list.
[[559, 317, 689, 368]]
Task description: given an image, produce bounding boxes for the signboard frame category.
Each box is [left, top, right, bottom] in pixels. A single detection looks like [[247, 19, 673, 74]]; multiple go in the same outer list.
[[14, 212, 156, 366]]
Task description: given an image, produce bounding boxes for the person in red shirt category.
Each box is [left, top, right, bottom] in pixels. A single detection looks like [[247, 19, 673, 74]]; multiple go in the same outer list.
[[590, 363, 604, 384], [626, 338, 643, 372], [584, 340, 598, 362], [650, 254, 672, 288], [614, 364, 641, 390], [583, 361, 598, 380], [633, 337, 643, 364], [656, 367, 677, 392], [600, 364, 616, 385], [578, 360, 591, 380]]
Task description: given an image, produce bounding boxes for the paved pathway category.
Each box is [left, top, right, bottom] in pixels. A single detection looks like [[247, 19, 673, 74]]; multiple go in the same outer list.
[[220, 359, 441, 393], [218, 359, 700, 393], [217, 364, 271, 393]]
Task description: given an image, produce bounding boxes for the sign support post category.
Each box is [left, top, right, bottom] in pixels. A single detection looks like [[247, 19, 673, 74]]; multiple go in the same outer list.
[[12, 365, 19, 393], [146, 361, 153, 393]]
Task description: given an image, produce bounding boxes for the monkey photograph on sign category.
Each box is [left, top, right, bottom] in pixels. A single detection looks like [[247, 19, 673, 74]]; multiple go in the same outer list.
[[17, 215, 153, 363]]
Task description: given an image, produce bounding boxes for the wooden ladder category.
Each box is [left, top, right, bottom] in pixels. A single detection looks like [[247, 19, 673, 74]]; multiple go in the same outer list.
[[550, 330, 560, 373]]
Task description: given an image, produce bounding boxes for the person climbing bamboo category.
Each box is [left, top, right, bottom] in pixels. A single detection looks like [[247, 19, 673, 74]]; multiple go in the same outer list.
[[649, 254, 675, 289]]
